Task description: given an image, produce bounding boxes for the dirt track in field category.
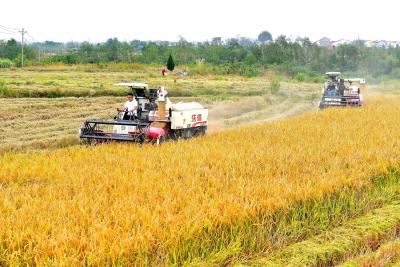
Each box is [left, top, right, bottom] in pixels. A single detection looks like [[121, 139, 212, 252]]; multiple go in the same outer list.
[[207, 91, 319, 132]]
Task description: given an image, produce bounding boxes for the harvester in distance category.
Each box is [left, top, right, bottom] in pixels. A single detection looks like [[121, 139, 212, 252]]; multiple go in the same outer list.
[[319, 72, 365, 109], [79, 83, 208, 144]]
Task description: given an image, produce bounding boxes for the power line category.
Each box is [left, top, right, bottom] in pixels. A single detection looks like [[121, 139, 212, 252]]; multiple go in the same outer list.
[[0, 24, 19, 33], [1, 24, 41, 65], [0, 31, 17, 35], [26, 32, 36, 42], [0, 24, 19, 31], [0, 26, 16, 33]]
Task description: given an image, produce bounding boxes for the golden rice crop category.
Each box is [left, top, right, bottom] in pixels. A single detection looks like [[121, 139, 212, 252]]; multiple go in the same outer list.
[[1, 95, 400, 265]]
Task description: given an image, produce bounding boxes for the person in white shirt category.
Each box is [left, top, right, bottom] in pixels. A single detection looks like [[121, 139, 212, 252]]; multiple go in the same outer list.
[[118, 93, 138, 117], [157, 86, 168, 101]]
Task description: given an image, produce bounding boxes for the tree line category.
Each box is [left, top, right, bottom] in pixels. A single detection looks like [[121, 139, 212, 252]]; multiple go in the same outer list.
[[1, 32, 400, 79]]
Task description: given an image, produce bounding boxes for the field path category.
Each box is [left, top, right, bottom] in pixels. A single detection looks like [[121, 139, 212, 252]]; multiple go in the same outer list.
[[208, 94, 318, 132]]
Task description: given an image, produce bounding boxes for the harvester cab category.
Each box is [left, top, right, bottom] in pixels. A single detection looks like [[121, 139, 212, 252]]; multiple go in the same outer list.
[[79, 82, 208, 144], [319, 72, 365, 109], [114, 82, 159, 121]]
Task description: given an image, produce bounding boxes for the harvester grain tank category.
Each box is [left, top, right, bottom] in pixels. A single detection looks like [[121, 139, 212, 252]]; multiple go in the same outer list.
[[319, 72, 365, 109], [79, 83, 208, 144]]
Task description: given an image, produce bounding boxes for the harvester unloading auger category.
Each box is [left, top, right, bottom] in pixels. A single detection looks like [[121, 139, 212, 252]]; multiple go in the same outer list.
[[79, 83, 208, 144], [319, 72, 365, 109]]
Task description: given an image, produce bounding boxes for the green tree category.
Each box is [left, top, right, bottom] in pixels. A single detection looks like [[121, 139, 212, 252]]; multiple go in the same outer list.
[[4, 39, 20, 60], [245, 52, 257, 64], [258, 31, 273, 43], [167, 54, 175, 71], [104, 38, 119, 62], [79, 42, 98, 63], [140, 43, 161, 63]]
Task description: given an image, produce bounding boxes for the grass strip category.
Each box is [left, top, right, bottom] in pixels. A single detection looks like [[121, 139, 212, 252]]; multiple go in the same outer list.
[[188, 170, 400, 266], [239, 202, 400, 266], [340, 239, 400, 267]]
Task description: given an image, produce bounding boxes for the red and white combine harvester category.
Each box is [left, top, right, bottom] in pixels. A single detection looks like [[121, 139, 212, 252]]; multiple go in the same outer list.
[[79, 83, 208, 144]]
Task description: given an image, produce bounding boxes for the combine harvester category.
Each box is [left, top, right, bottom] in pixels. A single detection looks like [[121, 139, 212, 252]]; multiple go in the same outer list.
[[319, 72, 365, 109], [80, 83, 208, 144]]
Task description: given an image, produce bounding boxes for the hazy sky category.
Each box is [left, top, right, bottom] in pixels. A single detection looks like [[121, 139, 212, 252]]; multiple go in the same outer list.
[[0, 0, 398, 43]]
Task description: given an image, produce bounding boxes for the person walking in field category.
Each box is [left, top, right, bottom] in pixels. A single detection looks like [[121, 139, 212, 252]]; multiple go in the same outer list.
[[117, 93, 138, 119], [161, 67, 167, 76]]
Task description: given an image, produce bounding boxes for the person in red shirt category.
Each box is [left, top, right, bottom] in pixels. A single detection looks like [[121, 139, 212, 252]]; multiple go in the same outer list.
[[161, 67, 167, 76]]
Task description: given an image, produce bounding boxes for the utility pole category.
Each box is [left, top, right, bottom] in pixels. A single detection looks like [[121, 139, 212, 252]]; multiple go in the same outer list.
[[19, 28, 27, 67]]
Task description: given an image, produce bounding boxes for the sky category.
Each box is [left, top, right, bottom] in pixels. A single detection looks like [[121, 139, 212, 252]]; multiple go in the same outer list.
[[0, 0, 399, 43]]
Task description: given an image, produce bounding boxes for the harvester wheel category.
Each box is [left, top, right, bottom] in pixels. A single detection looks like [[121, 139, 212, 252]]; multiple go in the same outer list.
[[192, 126, 206, 137]]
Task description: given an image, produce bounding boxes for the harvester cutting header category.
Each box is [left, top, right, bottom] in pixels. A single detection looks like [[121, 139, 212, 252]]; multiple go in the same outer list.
[[80, 83, 208, 144], [319, 72, 365, 109]]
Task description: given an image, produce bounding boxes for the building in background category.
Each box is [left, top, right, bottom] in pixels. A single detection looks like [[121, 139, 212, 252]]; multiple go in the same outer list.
[[316, 37, 332, 47]]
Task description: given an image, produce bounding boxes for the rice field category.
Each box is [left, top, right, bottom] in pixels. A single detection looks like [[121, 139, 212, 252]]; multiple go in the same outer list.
[[0, 94, 317, 154], [0, 97, 121, 153], [1, 94, 400, 266], [0, 65, 320, 98], [0, 66, 320, 154]]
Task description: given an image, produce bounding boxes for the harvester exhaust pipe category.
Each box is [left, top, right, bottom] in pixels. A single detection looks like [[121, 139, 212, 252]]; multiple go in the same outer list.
[[158, 102, 166, 119], [145, 86, 170, 144], [157, 86, 167, 120], [359, 79, 366, 93]]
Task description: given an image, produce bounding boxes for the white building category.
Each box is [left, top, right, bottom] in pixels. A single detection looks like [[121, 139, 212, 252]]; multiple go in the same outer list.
[[316, 37, 332, 47], [331, 39, 352, 47]]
